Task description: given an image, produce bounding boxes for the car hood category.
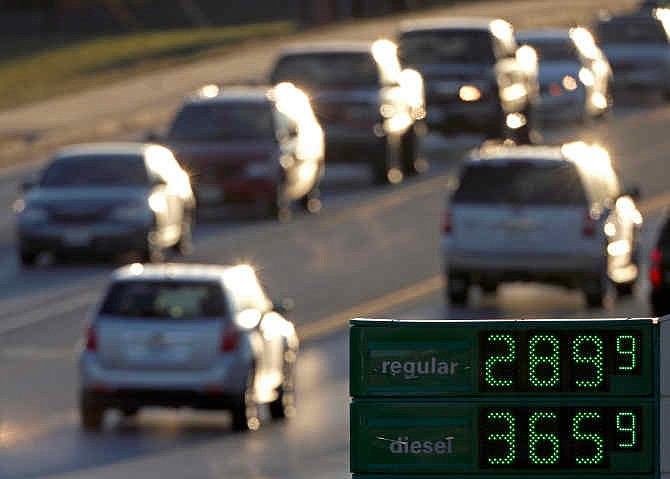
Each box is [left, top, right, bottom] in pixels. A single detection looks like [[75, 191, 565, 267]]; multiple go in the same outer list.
[[537, 61, 582, 84], [25, 187, 150, 210], [602, 44, 670, 63], [407, 63, 493, 82], [167, 140, 279, 170]]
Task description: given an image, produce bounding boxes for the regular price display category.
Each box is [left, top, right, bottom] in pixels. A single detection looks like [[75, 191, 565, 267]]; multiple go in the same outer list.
[[480, 330, 643, 392], [480, 407, 642, 469]]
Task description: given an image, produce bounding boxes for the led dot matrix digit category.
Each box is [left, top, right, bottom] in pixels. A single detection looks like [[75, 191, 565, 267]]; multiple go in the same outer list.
[[484, 334, 516, 388], [615, 335, 639, 373], [486, 410, 517, 465], [528, 335, 560, 389], [572, 335, 604, 389], [572, 410, 604, 465]]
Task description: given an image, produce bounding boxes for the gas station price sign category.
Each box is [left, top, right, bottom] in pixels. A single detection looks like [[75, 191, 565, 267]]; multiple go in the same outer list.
[[350, 319, 655, 397], [349, 318, 659, 479]]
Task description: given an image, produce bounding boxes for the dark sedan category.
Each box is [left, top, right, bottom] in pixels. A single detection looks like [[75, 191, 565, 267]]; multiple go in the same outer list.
[[16, 143, 195, 266], [651, 214, 670, 315]]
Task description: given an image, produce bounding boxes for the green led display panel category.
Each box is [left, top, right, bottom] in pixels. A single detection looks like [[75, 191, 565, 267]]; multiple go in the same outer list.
[[349, 319, 655, 397], [350, 399, 656, 475]]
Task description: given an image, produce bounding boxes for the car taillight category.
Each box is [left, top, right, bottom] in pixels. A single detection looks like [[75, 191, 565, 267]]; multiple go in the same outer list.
[[221, 327, 240, 352], [651, 248, 662, 290], [582, 212, 596, 238], [443, 210, 453, 235], [85, 325, 97, 352]]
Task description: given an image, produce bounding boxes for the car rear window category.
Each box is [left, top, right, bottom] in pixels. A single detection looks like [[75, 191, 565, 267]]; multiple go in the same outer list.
[[167, 102, 274, 142], [452, 161, 588, 206], [398, 30, 496, 66], [40, 155, 148, 187], [597, 20, 668, 44], [100, 281, 227, 319], [270, 52, 380, 89]]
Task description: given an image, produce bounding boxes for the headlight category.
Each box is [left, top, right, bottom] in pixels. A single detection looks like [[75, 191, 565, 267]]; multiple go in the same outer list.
[[111, 204, 153, 223], [579, 68, 595, 87], [562, 75, 579, 91], [244, 162, 277, 179], [20, 207, 48, 224], [459, 85, 482, 102]]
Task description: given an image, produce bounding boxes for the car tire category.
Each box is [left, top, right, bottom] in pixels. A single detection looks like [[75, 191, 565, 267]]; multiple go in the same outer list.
[[270, 348, 297, 420], [80, 393, 104, 432], [18, 248, 38, 267], [585, 272, 608, 309], [401, 128, 420, 177], [174, 212, 194, 256], [299, 183, 322, 214], [447, 272, 469, 306], [615, 281, 635, 298], [515, 105, 534, 145], [652, 299, 669, 317], [231, 372, 260, 432], [372, 139, 402, 186]]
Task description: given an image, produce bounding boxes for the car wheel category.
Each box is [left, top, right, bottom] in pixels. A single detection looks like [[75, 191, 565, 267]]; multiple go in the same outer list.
[[270, 348, 297, 420], [615, 281, 635, 298], [652, 299, 669, 317], [80, 393, 104, 432], [372, 139, 403, 186], [401, 128, 420, 177], [447, 272, 469, 306], [18, 248, 38, 267], [584, 271, 608, 309], [299, 183, 322, 214], [515, 106, 534, 145], [174, 212, 194, 256], [231, 372, 260, 432]]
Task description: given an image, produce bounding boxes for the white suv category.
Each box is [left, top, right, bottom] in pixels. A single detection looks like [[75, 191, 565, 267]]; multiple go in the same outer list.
[[442, 143, 643, 308]]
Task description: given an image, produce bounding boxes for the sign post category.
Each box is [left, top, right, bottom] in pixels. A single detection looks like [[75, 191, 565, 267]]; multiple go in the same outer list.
[[350, 318, 660, 479]]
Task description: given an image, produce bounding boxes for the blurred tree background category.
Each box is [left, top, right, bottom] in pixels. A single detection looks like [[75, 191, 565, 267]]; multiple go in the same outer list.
[[0, 0, 432, 35]]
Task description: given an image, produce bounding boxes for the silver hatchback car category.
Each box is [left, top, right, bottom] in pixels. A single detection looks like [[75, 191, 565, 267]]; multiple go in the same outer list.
[[79, 263, 299, 432]]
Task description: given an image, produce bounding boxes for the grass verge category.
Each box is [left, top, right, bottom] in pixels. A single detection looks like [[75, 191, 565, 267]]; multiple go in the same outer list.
[[0, 21, 295, 111]]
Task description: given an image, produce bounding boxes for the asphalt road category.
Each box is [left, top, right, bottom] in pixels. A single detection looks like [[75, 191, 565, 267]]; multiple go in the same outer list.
[[1, 91, 670, 478]]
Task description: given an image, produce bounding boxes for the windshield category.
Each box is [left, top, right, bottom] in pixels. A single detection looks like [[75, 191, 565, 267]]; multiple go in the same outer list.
[[100, 281, 227, 319], [399, 30, 495, 65], [40, 155, 148, 187], [168, 102, 275, 142], [271, 52, 380, 88], [598, 21, 668, 44], [453, 162, 588, 206], [524, 39, 577, 61]]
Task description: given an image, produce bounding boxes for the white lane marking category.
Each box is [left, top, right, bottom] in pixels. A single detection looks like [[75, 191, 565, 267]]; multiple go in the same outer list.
[[0, 293, 97, 336]]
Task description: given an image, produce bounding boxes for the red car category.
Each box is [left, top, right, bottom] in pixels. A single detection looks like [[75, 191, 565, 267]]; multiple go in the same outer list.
[[161, 84, 325, 220]]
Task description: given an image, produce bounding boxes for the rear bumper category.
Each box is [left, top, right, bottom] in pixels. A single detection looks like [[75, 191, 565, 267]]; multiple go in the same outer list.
[[612, 71, 669, 91], [82, 388, 240, 410], [79, 353, 249, 399], [443, 247, 604, 285]]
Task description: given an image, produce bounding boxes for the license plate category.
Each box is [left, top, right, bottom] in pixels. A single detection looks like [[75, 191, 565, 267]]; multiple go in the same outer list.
[[62, 229, 91, 247], [199, 186, 224, 203]]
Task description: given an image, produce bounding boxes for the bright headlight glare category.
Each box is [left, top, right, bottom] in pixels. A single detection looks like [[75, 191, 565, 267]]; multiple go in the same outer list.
[[562, 75, 578, 91], [148, 192, 167, 213], [20, 207, 48, 223], [459, 85, 482, 102], [579, 68, 595, 87]]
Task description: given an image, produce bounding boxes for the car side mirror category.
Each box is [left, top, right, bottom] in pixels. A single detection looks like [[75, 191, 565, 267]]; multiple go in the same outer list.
[[273, 297, 295, 316], [623, 185, 641, 202]]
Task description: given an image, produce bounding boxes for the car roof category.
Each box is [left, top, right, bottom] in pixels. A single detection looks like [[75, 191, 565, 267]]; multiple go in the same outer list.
[[399, 17, 499, 34], [184, 86, 271, 106], [53, 142, 153, 159], [277, 42, 372, 56], [517, 29, 571, 42], [111, 263, 244, 282]]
